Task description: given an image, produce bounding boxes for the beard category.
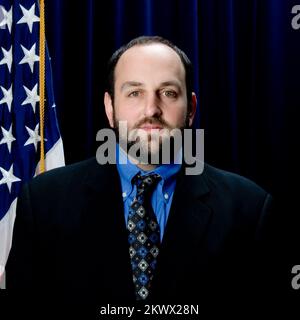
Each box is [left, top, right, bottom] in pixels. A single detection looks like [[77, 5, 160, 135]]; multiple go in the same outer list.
[[113, 112, 190, 165]]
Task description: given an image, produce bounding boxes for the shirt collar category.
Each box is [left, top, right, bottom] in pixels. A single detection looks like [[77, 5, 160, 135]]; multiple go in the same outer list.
[[116, 145, 140, 196], [116, 144, 181, 199]]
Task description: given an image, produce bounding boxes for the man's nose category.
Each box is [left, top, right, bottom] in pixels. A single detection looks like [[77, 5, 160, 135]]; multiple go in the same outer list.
[[143, 93, 162, 118]]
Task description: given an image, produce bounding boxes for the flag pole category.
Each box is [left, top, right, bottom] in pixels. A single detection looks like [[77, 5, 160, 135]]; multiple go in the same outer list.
[[39, 0, 45, 173]]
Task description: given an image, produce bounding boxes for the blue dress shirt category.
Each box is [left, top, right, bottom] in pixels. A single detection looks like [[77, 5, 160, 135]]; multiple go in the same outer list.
[[116, 145, 181, 241]]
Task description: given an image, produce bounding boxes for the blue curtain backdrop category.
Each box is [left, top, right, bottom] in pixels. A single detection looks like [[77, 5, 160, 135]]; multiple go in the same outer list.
[[45, 0, 298, 190], [45, 0, 299, 287]]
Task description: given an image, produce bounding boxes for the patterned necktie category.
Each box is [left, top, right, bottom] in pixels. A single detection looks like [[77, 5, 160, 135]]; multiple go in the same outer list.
[[127, 173, 161, 300]]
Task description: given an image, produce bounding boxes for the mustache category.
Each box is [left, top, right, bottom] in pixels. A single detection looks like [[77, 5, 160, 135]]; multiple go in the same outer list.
[[133, 117, 173, 129]]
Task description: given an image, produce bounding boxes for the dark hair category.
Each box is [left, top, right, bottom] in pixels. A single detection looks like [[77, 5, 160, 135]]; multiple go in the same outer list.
[[106, 36, 194, 110]]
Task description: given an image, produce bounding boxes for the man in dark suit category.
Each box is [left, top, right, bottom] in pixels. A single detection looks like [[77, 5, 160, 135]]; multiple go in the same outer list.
[[7, 36, 273, 307]]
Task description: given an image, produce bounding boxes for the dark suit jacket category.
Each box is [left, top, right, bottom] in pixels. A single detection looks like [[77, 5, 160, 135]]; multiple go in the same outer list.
[[6, 158, 273, 307]]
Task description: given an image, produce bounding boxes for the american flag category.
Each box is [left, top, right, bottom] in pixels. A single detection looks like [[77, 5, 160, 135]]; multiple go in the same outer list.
[[0, 0, 64, 284]]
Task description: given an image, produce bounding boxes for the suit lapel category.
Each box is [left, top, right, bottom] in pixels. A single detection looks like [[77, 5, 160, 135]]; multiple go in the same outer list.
[[161, 166, 212, 253], [151, 166, 212, 298], [78, 161, 135, 301]]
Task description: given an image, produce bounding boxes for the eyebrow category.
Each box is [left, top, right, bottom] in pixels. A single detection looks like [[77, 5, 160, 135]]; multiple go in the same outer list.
[[121, 81, 144, 91], [160, 80, 181, 88], [120, 80, 182, 91]]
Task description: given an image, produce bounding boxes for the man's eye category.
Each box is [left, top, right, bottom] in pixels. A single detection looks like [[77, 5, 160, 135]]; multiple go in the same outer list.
[[128, 91, 140, 97], [163, 91, 177, 98]]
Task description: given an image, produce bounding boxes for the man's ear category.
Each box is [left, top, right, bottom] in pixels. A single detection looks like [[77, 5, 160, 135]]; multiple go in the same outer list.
[[104, 92, 114, 128], [188, 92, 197, 127]]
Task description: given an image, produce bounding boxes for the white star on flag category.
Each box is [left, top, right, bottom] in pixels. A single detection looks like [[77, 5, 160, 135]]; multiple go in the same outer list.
[[0, 164, 21, 193], [0, 46, 13, 73], [17, 4, 40, 33], [0, 125, 16, 153], [21, 83, 39, 113], [0, 85, 13, 112], [19, 43, 39, 73], [0, 6, 12, 33], [24, 124, 41, 151]]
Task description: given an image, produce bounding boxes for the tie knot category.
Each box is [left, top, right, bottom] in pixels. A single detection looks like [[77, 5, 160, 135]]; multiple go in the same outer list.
[[133, 173, 161, 196]]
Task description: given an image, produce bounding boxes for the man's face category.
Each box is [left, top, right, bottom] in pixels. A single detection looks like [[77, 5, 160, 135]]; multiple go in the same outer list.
[[104, 43, 196, 161]]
